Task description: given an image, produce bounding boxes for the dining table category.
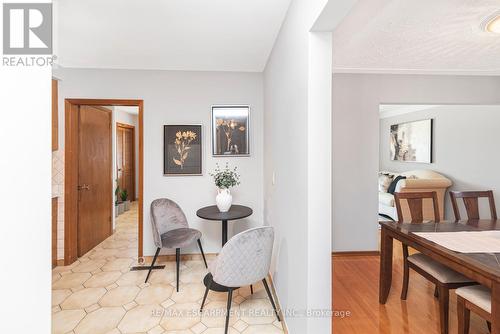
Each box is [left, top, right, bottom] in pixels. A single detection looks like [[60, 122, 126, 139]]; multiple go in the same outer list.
[[379, 219, 500, 334]]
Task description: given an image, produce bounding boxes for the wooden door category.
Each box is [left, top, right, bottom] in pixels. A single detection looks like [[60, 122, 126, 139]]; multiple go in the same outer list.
[[78, 105, 112, 256], [52, 198, 58, 268], [116, 124, 135, 201]]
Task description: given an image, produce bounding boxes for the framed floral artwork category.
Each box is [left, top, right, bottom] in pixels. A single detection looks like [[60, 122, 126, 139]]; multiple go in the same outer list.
[[164, 125, 202, 175], [211, 105, 250, 156]]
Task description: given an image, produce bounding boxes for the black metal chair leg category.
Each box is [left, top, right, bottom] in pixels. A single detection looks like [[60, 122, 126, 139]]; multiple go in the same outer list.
[[200, 277, 212, 312], [197, 239, 208, 269], [250, 284, 254, 295], [225, 289, 233, 334], [176, 248, 180, 292], [145, 247, 161, 283], [262, 278, 281, 322]]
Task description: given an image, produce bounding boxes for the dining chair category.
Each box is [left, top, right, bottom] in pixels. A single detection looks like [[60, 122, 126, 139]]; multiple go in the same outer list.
[[200, 226, 280, 334], [450, 190, 497, 220], [394, 191, 476, 334], [146, 198, 208, 291], [456, 285, 492, 334]]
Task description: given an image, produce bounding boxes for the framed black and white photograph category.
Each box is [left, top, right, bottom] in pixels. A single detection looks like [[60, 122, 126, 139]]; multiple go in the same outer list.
[[164, 124, 202, 175], [212, 105, 250, 156], [390, 119, 433, 163]]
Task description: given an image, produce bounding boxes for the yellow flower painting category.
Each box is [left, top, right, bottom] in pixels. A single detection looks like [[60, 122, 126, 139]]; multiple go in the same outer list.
[[164, 125, 202, 175]]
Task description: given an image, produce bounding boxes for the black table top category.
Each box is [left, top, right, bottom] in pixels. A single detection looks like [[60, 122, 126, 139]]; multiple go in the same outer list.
[[196, 205, 253, 221]]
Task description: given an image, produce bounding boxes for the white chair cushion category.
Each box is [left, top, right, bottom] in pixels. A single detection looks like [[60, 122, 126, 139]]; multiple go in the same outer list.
[[408, 253, 474, 283], [379, 192, 395, 207], [456, 285, 491, 313]]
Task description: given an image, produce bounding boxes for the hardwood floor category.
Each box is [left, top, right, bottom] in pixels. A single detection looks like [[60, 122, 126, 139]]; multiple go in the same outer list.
[[332, 240, 490, 334]]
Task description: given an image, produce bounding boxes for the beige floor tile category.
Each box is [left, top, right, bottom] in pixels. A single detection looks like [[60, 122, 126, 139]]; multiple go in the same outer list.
[[52, 309, 86, 334], [201, 301, 239, 328], [74, 307, 126, 334], [53, 272, 91, 289], [135, 284, 174, 305], [85, 303, 101, 313], [160, 302, 201, 331], [52, 289, 72, 306], [147, 270, 176, 285], [163, 330, 191, 334], [203, 328, 239, 334], [118, 304, 162, 333], [239, 299, 275, 325], [116, 270, 148, 286], [179, 267, 208, 284], [84, 271, 122, 288], [170, 283, 206, 303], [102, 258, 133, 271], [100, 286, 140, 307], [190, 321, 207, 334], [148, 325, 165, 334], [72, 259, 106, 273], [61, 287, 107, 309], [124, 301, 138, 310], [233, 319, 248, 332], [241, 324, 283, 334]]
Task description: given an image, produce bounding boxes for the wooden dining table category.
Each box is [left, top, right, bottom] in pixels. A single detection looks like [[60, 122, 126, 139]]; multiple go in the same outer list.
[[379, 219, 500, 334]]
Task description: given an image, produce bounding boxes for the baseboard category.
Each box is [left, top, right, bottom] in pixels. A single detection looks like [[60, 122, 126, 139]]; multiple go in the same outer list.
[[267, 273, 289, 334], [331, 251, 380, 257], [56, 259, 65, 266]]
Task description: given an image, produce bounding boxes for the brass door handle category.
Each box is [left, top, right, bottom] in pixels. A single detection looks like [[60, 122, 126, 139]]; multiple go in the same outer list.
[[77, 184, 90, 191]]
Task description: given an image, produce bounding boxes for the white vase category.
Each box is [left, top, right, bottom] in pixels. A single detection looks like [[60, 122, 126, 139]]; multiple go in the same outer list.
[[216, 188, 233, 212]]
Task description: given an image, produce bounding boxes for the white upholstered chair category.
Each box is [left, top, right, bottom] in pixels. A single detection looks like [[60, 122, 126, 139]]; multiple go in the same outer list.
[[200, 226, 280, 334], [456, 285, 492, 334]]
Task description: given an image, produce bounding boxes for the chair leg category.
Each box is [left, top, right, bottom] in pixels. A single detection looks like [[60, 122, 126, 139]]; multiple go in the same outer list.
[[145, 247, 161, 283], [401, 257, 410, 300], [434, 285, 439, 298], [200, 277, 212, 312], [457, 296, 470, 334], [224, 289, 233, 334], [438, 285, 449, 334], [176, 248, 180, 292], [250, 284, 254, 295], [197, 239, 208, 269], [262, 278, 281, 322], [487, 321, 491, 333]]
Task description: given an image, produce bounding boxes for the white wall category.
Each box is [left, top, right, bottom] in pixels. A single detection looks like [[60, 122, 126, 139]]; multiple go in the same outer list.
[[263, 0, 355, 332], [332, 74, 500, 252], [53, 68, 264, 255], [379, 105, 500, 220]]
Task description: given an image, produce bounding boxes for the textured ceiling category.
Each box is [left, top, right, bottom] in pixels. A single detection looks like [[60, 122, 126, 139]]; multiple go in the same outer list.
[[55, 0, 290, 72], [333, 0, 500, 74]]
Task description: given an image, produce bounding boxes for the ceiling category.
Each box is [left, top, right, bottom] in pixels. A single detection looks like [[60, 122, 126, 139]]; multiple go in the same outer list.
[[333, 0, 500, 75], [54, 0, 290, 72]]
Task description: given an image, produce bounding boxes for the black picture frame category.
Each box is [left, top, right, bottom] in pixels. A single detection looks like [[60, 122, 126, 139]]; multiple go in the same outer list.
[[164, 124, 202, 175], [211, 105, 250, 156]]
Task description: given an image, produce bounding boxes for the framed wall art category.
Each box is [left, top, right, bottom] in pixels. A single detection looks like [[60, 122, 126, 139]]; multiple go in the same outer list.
[[212, 105, 249, 156], [164, 124, 202, 175], [390, 119, 433, 163]]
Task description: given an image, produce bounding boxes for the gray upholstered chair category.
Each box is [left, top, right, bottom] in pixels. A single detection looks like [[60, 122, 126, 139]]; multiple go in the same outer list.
[[146, 198, 207, 291], [200, 226, 280, 334]]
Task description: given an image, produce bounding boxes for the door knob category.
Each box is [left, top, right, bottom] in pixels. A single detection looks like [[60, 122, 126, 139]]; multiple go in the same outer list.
[[77, 184, 90, 190]]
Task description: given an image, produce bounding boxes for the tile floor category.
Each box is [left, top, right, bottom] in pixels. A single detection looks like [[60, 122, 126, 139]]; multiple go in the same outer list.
[[52, 202, 285, 334]]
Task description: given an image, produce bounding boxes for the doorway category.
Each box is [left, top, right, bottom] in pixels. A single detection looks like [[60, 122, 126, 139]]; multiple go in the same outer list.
[[64, 99, 144, 265], [116, 122, 135, 202]]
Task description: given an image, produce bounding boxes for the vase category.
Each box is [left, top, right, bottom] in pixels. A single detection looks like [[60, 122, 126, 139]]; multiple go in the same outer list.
[[216, 188, 233, 212]]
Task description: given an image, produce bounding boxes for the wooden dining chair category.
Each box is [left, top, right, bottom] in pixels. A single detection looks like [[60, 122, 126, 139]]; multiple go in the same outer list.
[[456, 285, 492, 334], [394, 191, 476, 334], [450, 190, 497, 220]]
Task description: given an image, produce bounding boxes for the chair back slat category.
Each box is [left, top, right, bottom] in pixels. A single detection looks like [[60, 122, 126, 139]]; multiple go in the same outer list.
[[449, 191, 497, 220], [394, 191, 440, 223]]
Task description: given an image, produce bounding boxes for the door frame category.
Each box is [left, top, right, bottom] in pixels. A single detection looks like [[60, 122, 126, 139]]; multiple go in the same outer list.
[[116, 122, 136, 201], [65, 99, 144, 265]]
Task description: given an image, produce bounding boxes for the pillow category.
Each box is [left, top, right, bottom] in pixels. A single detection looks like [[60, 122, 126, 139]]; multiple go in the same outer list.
[[387, 175, 406, 194], [378, 174, 394, 193]]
